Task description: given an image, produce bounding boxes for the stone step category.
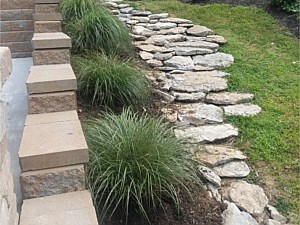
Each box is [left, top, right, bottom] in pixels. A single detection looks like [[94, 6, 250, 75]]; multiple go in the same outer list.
[[35, 4, 59, 14], [26, 64, 77, 94], [19, 111, 88, 171], [32, 49, 70, 65], [31, 32, 71, 50], [33, 13, 62, 21], [34, 21, 62, 33], [20, 164, 86, 199], [19, 191, 98, 225], [36, 0, 60, 4]]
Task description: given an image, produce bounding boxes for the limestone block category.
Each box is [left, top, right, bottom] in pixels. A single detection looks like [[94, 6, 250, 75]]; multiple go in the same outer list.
[[20, 191, 98, 225], [21, 164, 86, 199], [33, 13, 62, 21], [19, 118, 88, 171], [0, 47, 12, 85], [32, 49, 70, 65], [32, 32, 71, 50], [34, 21, 62, 33], [35, 4, 59, 13], [26, 64, 77, 94]]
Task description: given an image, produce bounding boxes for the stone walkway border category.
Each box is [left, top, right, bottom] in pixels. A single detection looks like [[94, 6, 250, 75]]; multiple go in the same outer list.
[[106, 1, 288, 225]]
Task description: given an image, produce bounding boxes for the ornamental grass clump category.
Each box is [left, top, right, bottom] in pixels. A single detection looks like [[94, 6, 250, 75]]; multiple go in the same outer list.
[[72, 54, 150, 108], [85, 109, 200, 223]]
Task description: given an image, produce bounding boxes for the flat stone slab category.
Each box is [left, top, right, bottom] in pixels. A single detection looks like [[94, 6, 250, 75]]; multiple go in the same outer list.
[[146, 34, 186, 46], [136, 44, 173, 53], [206, 92, 254, 105], [222, 181, 269, 216], [224, 104, 262, 116], [222, 201, 259, 225], [174, 124, 238, 143], [167, 40, 219, 50], [177, 103, 223, 125], [171, 91, 206, 102], [158, 27, 187, 35], [160, 17, 192, 24], [26, 64, 77, 94], [191, 144, 247, 166], [163, 73, 227, 93], [19, 112, 88, 171], [20, 191, 98, 225], [198, 166, 221, 187], [173, 46, 215, 56], [148, 13, 169, 20], [164, 56, 194, 70], [187, 25, 213, 37], [139, 51, 153, 60], [147, 22, 177, 30], [32, 32, 71, 50], [206, 35, 227, 44], [193, 52, 234, 69], [267, 205, 287, 224], [213, 161, 250, 178], [132, 26, 156, 37]]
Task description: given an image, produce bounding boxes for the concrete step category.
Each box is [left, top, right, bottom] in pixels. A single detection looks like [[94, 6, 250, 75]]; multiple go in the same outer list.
[[19, 111, 88, 171], [33, 13, 62, 21], [26, 64, 77, 94], [20, 191, 98, 225], [35, 4, 59, 13], [34, 21, 62, 33], [32, 49, 70, 65], [20, 164, 86, 199], [32, 32, 71, 50]]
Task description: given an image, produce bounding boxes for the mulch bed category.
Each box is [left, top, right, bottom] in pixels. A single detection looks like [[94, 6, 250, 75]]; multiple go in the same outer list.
[[193, 0, 299, 38]]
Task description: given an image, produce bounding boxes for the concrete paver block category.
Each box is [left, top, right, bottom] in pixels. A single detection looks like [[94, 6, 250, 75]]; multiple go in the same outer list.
[[35, 4, 59, 13], [0, 47, 12, 86], [19, 119, 88, 171], [32, 32, 71, 50], [32, 49, 70, 65], [33, 13, 62, 21], [34, 21, 62, 33], [26, 64, 77, 94], [28, 91, 77, 114], [21, 164, 86, 199], [20, 191, 98, 225], [36, 0, 60, 3]]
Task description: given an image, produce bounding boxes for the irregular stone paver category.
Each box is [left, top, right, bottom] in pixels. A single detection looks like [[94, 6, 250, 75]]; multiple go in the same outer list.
[[164, 56, 194, 70], [139, 51, 153, 60], [222, 201, 259, 225], [213, 161, 250, 178], [167, 40, 219, 50], [174, 124, 238, 143], [187, 25, 213, 37], [267, 205, 287, 224], [198, 166, 221, 187], [146, 34, 186, 46], [207, 183, 222, 201], [206, 92, 254, 105], [148, 13, 169, 20], [173, 47, 214, 56], [171, 91, 206, 102], [132, 26, 155, 36], [158, 27, 187, 35], [206, 35, 227, 44], [160, 17, 192, 24], [136, 44, 173, 53], [177, 103, 223, 125], [192, 144, 247, 167], [147, 22, 177, 30], [154, 52, 173, 61], [266, 219, 281, 225], [193, 52, 234, 69], [132, 10, 152, 16], [223, 181, 269, 216], [224, 104, 262, 116], [147, 59, 163, 67]]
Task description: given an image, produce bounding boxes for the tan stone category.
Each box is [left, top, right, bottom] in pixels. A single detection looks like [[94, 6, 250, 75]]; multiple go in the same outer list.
[[12, 41, 32, 53], [32, 49, 70, 65], [26, 64, 77, 94], [11, 20, 34, 31], [9, 0, 35, 9], [35, 4, 59, 13], [36, 0, 60, 3], [32, 32, 71, 50], [19, 118, 88, 171], [0, 31, 25, 43], [28, 91, 77, 114], [33, 13, 62, 21], [0, 21, 12, 32], [20, 191, 98, 225], [34, 21, 62, 33], [21, 164, 86, 199], [0, 47, 12, 85], [25, 110, 78, 126]]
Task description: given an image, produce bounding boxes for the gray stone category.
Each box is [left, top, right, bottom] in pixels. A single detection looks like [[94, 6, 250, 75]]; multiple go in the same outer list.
[[192, 145, 246, 166], [132, 16, 150, 23], [266, 219, 281, 225], [136, 44, 172, 53], [132, 10, 152, 16], [174, 46, 214, 56], [119, 17, 129, 23], [187, 25, 213, 37], [213, 161, 250, 178], [153, 90, 175, 102], [149, 19, 158, 24], [174, 124, 238, 143], [126, 20, 139, 25], [171, 91, 206, 102], [167, 40, 219, 50], [132, 26, 155, 37], [148, 13, 169, 20], [193, 65, 215, 71], [206, 35, 227, 44], [154, 52, 173, 61], [117, 3, 130, 8], [193, 53, 233, 70], [177, 103, 223, 125], [198, 166, 221, 187], [120, 7, 133, 14], [178, 23, 194, 28], [160, 17, 192, 24], [267, 205, 287, 224], [146, 34, 186, 46], [147, 59, 163, 67], [186, 36, 207, 42], [164, 56, 194, 70], [222, 201, 259, 225], [158, 27, 187, 35], [206, 92, 254, 105], [224, 104, 261, 116], [225, 181, 269, 216], [147, 22, 177, 30], [139, 51, 153, 60], [193, 52, 234, 69], [130, 34, 147, 41], [207, 183, 222, 202], [155, 67, 175, 72]]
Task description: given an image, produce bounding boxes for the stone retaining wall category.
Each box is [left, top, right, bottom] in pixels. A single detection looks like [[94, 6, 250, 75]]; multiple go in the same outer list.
[[0, 0, 35, 58]]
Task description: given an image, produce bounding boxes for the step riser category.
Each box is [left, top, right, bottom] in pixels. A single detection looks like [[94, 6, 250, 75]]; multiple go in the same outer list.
[[33, 13, 62, 21], [33, 49, 70, 65], [35, 4, 59, 14], [34, 21, 62, 33]]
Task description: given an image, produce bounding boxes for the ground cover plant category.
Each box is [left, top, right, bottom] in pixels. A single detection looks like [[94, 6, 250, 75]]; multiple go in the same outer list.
[[131, 1, 300, 222], [72, 54, 150, 108], [84, 109, 200, 223]]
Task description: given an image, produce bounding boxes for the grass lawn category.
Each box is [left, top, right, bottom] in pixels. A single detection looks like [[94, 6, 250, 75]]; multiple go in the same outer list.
[[130, 1, 299, 222]]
